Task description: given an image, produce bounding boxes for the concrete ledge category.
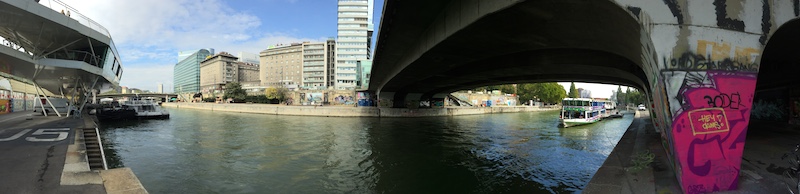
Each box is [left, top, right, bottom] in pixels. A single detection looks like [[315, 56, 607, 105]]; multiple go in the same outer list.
[[584, 111, 655, 193], [99, 168, 148, 194], [61, 171, 104, 185], [162, 102, 558, 117], [61, 127, 104, 186]]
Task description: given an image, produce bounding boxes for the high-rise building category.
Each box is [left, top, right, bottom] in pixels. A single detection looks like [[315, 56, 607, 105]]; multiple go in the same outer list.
[[157, 83, 163, 93], [174, 49, 212, 94], [260, 43, 303, 90], [326, 38, 336, 88], [302, 42, 329, 90], [199, 52, 260, 97], [335, 0, 374, 90]]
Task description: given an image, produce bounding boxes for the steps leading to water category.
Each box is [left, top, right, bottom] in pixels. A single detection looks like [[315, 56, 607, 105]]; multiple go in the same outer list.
[[82, 128, 107, 170]]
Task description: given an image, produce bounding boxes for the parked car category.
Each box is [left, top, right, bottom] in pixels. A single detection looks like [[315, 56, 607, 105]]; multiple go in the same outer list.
[[637, 104, 646, 111], [33, 97, 73, 115]]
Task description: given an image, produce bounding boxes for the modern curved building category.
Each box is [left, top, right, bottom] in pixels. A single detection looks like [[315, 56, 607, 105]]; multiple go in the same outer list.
[[0, 0, 123, 112], [174, 49, 212, 94]]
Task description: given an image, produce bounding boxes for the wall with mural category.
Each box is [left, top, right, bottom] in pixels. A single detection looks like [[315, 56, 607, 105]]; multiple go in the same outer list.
[[0, 99, 9, 114], [289, 90, 356, 106], [612, 0, 800, 192]]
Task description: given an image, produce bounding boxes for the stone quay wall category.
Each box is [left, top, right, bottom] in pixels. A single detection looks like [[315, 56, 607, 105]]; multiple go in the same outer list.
[[162, 103, 559, 117]]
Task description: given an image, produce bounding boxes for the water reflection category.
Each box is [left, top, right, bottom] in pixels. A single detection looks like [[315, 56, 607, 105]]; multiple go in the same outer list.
[[100, 108, 633, 193]]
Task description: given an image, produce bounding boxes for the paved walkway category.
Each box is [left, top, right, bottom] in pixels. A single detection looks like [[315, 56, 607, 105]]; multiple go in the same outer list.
[[584, 111, 798, 193], [0, 111, 106, 193]]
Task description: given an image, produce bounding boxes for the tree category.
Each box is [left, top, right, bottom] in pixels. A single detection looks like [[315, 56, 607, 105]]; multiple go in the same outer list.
[[625, 87, 632, 106], [616, 85, 623, 104], [626, 88, 645, 106], [223, 82, 247, 102], [515, 83, 566, 104], [568, 82, 579, 98], [538, 83, 567, 104], [265, 86, 289, 104]]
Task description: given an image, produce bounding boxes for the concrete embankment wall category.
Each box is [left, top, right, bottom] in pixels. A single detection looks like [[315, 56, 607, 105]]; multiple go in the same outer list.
[[162, 103, 559, 117]]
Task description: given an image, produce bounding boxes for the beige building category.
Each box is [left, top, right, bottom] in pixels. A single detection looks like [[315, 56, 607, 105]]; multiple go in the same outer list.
[[200, 52, 260, 97], [260, 41, 335, 90], [259, 43, 303, 90]]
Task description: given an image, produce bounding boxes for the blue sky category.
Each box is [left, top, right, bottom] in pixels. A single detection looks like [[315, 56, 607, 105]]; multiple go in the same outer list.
[[58, 0, 384, 93], [55, 0, 622, 98]]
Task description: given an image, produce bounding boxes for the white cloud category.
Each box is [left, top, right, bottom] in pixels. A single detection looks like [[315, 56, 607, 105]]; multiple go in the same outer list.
[[120, 63, 174, 93], [57, 0, 324, 91]]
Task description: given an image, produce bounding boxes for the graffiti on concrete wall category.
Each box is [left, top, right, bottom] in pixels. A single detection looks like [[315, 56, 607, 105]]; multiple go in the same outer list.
[[333, 95, 354, 105], [668, 71, 757, 193], [750, 99, 788, 120], [656, 37, 761, 193], [664, 40, 760, 72]]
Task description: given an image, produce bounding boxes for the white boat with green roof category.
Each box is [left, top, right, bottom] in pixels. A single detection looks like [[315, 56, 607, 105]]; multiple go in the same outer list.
[[559, 98, 607, 128]]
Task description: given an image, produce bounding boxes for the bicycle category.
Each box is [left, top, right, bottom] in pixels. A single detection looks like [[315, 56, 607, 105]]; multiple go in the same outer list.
[[782, 144, 800, 194]]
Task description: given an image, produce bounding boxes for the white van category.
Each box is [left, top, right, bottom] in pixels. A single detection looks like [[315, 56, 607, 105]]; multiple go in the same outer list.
[[33, 97, 73, 115]]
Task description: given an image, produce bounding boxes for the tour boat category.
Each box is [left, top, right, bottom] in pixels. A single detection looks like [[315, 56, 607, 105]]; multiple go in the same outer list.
[[97, 97, 169, 120], [559, 98, 606, 128]]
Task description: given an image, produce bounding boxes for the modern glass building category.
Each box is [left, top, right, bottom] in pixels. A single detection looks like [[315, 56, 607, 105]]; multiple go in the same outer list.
[[358, 60, 372, 89], [174, 49, 212, 94], [335, 0, 374, 90]]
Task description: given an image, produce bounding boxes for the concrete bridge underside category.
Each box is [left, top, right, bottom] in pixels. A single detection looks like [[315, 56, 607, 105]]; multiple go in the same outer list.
[[370, 0, 800, 192]]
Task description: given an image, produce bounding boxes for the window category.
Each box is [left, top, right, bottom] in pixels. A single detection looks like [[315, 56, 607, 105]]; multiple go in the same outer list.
[[338, 11, 367, 16]]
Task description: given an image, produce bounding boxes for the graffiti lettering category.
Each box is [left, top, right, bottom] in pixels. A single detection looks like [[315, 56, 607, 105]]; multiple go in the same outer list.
[[687, 184, 707, 194], [663, 0, 685, 25], [703, 92, 742, 109], [714, 0, 745, 31], [666, 54, 759, 72], [795, 0, 799, 16], [688, 108, 730, 135], [760, 0, 771, 45]]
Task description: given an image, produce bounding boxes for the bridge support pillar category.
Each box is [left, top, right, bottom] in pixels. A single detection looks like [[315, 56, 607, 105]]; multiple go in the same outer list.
[[650, 26, 762, 193], [404, 93, 423, 109], [377, 92, 394, 108], [430, 93, 448, 108]]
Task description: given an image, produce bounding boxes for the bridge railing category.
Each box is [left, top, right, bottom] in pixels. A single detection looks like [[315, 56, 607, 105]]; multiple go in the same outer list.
[[36, 0, 111, 38]]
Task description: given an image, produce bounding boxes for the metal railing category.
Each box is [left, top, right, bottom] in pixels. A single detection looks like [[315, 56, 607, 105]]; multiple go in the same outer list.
[[94, 127, 108, 170], [37, 0, 111, 37], [45, 50, 104, 67]]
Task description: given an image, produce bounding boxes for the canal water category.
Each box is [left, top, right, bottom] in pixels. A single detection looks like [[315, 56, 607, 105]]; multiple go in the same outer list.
[[99, 108, 633, 193]]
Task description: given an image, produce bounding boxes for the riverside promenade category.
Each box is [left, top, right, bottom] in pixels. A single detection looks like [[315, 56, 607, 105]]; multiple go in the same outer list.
[[162, 102, 559, 117], [584, 110, 793, 193], [0, 111, 147, 194]]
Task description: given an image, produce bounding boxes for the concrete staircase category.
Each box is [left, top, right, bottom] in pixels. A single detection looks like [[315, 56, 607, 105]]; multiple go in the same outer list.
[[82, 128, 106, 170]]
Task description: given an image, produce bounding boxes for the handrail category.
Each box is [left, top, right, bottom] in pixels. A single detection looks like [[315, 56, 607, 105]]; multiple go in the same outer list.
[[45, 50, 104, 67], [36, 0, 111, 37], [94, 127, 108, 170]]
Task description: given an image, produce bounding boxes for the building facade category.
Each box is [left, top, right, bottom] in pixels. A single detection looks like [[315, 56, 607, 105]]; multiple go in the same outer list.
[[358, 60, 372, 89], [173, 49, 212, 94], [335, 0, 374, 90], [260, 43, 304, 90], [199, 52, 260, 97], [302, 42, 328, 90], [326, 38, 336, 88]]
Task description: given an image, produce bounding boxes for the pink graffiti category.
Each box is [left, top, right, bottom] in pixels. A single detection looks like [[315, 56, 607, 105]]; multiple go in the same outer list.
[[671, 72, 755, 193]]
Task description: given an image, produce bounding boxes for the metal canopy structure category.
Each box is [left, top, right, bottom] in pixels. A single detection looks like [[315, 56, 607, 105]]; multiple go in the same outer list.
[[0, 0, 124, 116]]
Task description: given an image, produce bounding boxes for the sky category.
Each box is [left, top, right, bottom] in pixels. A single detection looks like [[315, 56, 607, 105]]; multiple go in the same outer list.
[[55, 0, 620, 98], [57, 0, 383, 93]]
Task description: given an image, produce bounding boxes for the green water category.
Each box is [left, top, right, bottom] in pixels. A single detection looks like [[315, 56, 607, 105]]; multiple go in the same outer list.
[[99, 108, 633, 193]]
